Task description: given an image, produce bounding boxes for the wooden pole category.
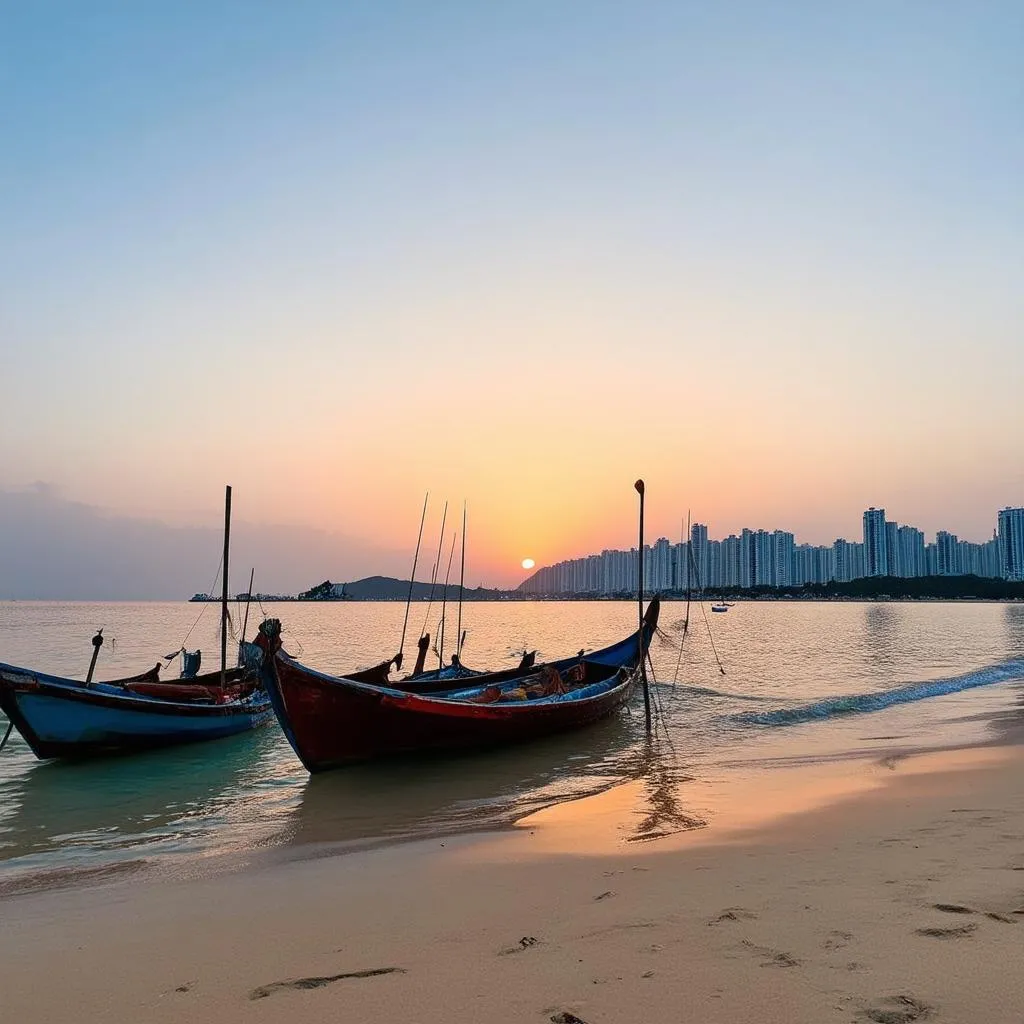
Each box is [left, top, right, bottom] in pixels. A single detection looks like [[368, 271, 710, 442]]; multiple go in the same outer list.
[[420, 500, 448, 639], [221, 485, 232, 690], [456, 502, 466, 659], [634, 479, 651, 735], [397, 492, 429, 671], [684, 509, 692, 635], [85, 628, 104, 687], [240, 567, 255, 650], [438, 531, 458, 670]]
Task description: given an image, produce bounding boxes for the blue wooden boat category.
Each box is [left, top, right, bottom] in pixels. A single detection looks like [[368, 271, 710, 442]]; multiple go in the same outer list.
[[0, 662, 274, 760], [0, 486, 279, 760]]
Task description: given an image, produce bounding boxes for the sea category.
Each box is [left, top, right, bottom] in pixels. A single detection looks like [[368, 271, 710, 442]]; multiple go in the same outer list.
[[1, 599, 1023, 886]]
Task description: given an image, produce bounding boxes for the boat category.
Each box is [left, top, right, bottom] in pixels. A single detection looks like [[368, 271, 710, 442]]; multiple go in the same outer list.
[[0, 663, 274, 759], [254, 597, 660, 772], [711, 603, 729, 613], [0, 486, 274, 760]]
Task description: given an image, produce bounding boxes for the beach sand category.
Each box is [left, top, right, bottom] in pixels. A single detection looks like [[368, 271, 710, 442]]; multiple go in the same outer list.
[[2, 743, 1023, 1024]]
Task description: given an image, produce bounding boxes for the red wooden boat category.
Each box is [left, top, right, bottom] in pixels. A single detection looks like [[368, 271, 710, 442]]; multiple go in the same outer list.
[[255, 598, 660, 772]]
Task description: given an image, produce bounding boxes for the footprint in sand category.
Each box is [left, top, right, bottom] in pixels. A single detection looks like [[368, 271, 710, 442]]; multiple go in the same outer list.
[[932, 903, 974, 914], [914, 924, 977, 939], [740, 939, 801, 968], [499, 936, 540, 955], [550, 1013, 589, 1024], [249, 967, 405, 1000], [859, 994, 932, 1023], [823, 930, 854, 950], [708, 907, 758, 925]]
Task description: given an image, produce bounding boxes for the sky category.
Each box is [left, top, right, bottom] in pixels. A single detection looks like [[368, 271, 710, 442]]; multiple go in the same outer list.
[[2, 2, 1022, 596]]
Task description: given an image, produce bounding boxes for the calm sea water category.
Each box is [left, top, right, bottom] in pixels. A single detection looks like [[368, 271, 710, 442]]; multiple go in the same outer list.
[[1, 599, 1023, 882]]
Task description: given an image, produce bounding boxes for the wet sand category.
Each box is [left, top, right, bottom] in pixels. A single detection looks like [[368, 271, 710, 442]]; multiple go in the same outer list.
[[2, 740, 1023, 1024]]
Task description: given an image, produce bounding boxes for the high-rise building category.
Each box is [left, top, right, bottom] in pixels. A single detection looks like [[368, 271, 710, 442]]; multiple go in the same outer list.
[[832, 538, 852, 582], [740, 529, 755, 589], [689, 523, 709, 588], [998, 508, 1024, 581], [753, 530, 774, 586], [863, 508, 888, 576], [721, 535, 741, 587], [772, 530, 795, 587], [650, 538, 673, 592], [896, 525, 926, 578], [885, 520, 901, 577], [936, 531, 960, 576], [849, 542, 866, 580]]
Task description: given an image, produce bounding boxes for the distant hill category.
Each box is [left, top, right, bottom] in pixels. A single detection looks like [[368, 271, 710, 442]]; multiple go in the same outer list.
[[299, 576, 509, 601]]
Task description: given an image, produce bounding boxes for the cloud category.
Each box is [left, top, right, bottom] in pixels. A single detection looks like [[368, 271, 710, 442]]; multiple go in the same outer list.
[[0, 486, 408, 599]]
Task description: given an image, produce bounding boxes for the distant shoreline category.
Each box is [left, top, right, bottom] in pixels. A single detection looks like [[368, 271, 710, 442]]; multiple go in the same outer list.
[[187, 572, 1024, 604]]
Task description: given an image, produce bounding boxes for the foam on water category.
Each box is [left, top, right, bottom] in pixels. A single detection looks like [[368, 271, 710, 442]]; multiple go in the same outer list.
[[734, 657, 1024, 727]]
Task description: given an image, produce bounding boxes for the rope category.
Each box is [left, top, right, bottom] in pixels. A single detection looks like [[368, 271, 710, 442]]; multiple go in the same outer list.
[[671, 613, 688, 684], [696, 597, 726, 674], [645, 653, 677, 751], [0, 718, 14, 754], [179, 555, 223, 651], [681, 541, 727, 677]]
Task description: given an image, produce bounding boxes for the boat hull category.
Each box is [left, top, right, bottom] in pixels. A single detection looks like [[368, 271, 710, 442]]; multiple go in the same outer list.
[[265, 656, 637, 772], [0, 665, 274, 760], [259, 598, 659, 772]]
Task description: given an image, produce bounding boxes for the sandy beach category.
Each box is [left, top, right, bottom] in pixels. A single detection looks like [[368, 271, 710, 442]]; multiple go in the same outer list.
[[2, 736, 1023, 1024]]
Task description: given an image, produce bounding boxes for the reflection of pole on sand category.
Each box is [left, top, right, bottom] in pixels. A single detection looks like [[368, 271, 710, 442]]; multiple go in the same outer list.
[[625, 737, 707, 844]]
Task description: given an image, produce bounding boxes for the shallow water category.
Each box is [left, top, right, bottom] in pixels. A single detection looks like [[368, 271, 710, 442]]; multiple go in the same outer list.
[[1, 599, 1023, 880]]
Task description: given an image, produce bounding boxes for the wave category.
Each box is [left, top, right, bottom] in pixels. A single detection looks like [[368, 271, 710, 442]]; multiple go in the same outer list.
[[734, 658, 1024, 727], [666, 683, 775, 704]]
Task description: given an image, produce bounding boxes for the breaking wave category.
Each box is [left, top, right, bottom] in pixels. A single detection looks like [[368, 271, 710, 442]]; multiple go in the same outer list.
[[734, 658, 1024, 727]]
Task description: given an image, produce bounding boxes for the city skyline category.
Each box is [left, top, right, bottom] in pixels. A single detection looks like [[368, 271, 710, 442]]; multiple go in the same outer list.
[[519, 504, 1023, 596]]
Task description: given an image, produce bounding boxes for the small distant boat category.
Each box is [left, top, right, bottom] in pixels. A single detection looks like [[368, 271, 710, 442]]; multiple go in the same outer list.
[[255, 598, 660, 772], [711, 603, 729, 613]]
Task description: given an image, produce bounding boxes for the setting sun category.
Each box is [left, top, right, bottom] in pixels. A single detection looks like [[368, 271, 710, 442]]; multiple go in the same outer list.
[[521, 558, 535, 570]]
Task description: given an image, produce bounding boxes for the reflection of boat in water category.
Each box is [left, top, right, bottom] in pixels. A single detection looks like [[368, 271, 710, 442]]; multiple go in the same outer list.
[[257, 599, 660, 772], [0, 725, 285, 873], [283, 721, 707, 853]]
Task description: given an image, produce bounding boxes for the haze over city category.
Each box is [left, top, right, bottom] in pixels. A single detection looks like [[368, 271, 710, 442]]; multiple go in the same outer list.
[[3, 2, 1021, 596]]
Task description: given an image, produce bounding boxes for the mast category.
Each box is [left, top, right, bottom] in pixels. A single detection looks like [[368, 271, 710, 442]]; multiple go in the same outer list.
[[221, 485, 232, 690], [456, 501, 466, 660], [438, 531, 458, 669], [240, 567, 255, 651], [396, 492, 429, 671], [635, 479, 651, 735], [420, 500, 448, 640], [683, 509, 691, 635]]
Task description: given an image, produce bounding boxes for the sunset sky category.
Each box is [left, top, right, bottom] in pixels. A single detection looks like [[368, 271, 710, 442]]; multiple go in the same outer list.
[[2, 2, 1021, 593]]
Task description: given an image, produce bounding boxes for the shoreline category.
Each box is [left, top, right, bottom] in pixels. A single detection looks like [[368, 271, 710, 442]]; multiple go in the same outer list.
[[3, 728, 1024, 1022]]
